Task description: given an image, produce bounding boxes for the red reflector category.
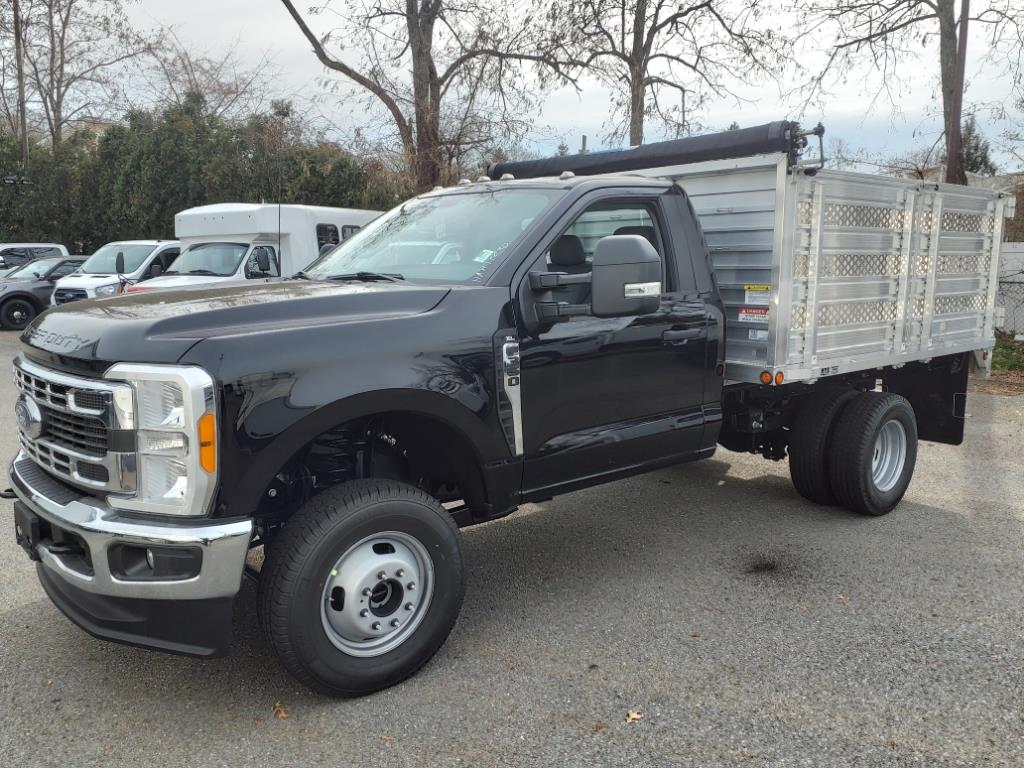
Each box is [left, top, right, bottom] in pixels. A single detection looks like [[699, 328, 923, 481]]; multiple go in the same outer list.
[[126, 285, 151, 293]]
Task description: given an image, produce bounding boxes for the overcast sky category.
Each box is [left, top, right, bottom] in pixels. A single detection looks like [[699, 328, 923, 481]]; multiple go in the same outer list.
[[126, 0, 1021, 171]]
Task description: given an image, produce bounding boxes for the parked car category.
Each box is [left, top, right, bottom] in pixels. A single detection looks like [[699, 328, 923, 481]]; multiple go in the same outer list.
[[127, 204, 380, 293], [8, 120, 1012, 697], [0, 255, 84, 329], [51, 240, 179, 305], [0, 243, 69, 271]]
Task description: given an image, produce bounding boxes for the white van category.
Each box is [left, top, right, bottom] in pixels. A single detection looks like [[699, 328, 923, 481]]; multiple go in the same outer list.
[[132, 204, 381, 291], [51, 240, 181, 305]]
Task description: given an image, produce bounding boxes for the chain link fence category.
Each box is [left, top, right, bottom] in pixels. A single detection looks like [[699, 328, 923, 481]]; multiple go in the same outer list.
[[999, 280, 1024, 334], [998, 245, 1024, 335]]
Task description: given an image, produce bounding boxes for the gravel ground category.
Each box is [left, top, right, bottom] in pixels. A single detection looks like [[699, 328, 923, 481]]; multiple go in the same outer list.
[[1, 329, 1022, 767]]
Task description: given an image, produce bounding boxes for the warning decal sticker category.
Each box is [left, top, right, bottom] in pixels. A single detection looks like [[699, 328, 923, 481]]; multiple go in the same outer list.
[[738, 306, 769, 324], [743, 284, 770, 306]]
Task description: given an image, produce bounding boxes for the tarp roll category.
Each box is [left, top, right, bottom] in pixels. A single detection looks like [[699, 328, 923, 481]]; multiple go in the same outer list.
[[487, 120, 798, 180]]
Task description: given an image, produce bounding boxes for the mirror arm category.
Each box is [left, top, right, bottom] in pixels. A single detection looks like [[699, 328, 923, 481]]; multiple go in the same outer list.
[[529, 271, 591, 291]]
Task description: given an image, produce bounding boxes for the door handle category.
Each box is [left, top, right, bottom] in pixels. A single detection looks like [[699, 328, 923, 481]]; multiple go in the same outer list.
[[662, 327, 707, 344]]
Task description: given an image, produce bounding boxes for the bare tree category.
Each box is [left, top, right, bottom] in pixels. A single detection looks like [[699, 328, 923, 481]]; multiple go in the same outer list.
[[797, 0, 1024, 184], [549, 0, 785, 146], [20, 0, 150, 149], [130, 30, 275, 121], [278, 0, 576, 189]]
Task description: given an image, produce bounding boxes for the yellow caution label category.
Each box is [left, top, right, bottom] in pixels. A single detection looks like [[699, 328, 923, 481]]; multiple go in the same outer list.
[[743, 284, 770, 291]]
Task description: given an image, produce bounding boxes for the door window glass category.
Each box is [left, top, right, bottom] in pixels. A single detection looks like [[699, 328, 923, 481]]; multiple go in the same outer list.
[[246, 246, 279, 278], [542, 203, 667, 304], [49, 261, 79, 278]]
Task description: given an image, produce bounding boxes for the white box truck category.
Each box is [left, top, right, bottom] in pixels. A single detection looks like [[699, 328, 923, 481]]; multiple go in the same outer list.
[[129, 203, 381, 292]]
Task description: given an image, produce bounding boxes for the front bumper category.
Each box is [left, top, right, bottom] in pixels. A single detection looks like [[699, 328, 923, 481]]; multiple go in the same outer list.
[[10, 452, 253, 656]]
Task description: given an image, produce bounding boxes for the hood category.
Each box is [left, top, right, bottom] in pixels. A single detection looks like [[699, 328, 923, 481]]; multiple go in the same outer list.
[[133, 274, 237, 290], [0, 277, 44, 290], [55, 274, 120, 287], [21, 279, 451, 371]]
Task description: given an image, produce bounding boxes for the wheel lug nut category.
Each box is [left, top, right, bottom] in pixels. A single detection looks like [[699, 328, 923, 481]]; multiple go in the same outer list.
[[377, 570, 386, 580], [396, 569, 405, 578], [404, 602, 413, 611], [371, 621, 381, 631], [407, 582, 415, 591], [362, 588, 372, 597], [390, 619, 400, 628], [359, 609, 369, 618]]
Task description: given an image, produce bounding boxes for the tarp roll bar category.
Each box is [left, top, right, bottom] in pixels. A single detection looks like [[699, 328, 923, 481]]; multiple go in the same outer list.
[[487, 120, 802, 180]]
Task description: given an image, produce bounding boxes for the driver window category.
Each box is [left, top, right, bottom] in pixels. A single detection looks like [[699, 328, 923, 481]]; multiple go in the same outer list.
[[49, 261, 78, 278], [543, 203, 665, 304], [246, 246, 279, 278]]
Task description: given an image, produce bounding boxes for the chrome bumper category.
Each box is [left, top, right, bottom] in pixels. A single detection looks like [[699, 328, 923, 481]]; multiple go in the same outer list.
[[10, 452, 252, 600]]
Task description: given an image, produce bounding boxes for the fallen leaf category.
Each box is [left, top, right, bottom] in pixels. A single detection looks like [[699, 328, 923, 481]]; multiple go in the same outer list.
[[271, 701, 289, 720], [254, 716, 264, 724], [592, 721, 605, 734], [836, 593, 849, 605], [380, 735, 395, 743], [625, 709, 643, 724]]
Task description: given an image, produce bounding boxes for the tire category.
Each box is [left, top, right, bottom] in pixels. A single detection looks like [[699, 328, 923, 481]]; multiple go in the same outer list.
[[258, 479, 464, 696], [0, 298, 37, 330], [788, 387, 859, 505], [828, 392, 918, 516]]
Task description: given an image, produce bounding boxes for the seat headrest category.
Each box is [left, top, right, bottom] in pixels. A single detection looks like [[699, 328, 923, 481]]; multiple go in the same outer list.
[[613, 226, 657, 246], [550, 234, 586, 267]]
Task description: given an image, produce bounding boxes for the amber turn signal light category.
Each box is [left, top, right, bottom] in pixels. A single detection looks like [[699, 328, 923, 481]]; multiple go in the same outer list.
[[759, 370, 772, 384], [197, 412, 216, 473]]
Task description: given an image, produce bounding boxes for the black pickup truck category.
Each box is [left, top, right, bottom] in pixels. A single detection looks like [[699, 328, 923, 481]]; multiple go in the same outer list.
[[9, 123, 985, 696]]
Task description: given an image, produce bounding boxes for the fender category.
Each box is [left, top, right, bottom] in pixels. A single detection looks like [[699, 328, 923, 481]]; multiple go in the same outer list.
[[214, 387, 503, 518], [0, 290, 43, 310]]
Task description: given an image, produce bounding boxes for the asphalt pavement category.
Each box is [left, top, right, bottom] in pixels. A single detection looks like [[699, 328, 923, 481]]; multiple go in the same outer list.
[[1, 328, 1022, 767]]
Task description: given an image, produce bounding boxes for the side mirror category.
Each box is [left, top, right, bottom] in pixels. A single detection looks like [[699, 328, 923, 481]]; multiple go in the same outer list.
[[148, 263, 163, 278], [318, 243, 334, 257], [256, 249, 271, 273], [590, 235, 662, 318], [115, 251, 125, 274]]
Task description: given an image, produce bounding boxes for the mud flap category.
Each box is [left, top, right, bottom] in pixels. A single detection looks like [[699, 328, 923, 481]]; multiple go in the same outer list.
[[882, 352, 969, 445]]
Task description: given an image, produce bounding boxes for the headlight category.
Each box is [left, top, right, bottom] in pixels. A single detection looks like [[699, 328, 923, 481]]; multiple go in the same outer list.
[[104, 364, 218, 517], [94, 283, 118, 297]]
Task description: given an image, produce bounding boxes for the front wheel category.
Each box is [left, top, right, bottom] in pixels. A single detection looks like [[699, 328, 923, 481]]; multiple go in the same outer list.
[[258, 479, 464, 696], [828, 392, 918, 516], [0, 298, 37, 330]]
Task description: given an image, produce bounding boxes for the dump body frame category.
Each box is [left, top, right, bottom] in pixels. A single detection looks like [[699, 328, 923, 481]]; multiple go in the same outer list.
[[631, 153, 1013, 384]]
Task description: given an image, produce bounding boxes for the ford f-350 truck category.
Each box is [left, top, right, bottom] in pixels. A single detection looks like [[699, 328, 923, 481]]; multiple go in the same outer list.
[[9, 121, 1012, 696]]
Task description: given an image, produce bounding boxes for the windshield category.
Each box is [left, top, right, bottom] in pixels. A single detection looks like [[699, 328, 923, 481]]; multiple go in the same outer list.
[[305, 189, 563, 283], [5, 257, 65, 279], [167, 242, 249, 276], [81, 243, 156, 274]]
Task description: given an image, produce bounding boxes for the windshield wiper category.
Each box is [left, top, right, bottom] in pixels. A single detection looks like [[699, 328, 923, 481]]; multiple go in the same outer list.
[[327, 271, 404, 283], [182, 269, 220, 276]]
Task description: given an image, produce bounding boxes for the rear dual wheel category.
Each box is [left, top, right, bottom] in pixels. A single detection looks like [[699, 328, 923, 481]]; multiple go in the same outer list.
[[789, 389, 917, 516]]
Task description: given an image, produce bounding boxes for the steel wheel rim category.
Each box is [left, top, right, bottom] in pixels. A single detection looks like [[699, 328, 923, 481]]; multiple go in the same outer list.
[[7, 303, 29, 326], [871, 419, 907, 493], [319, 531, 434, 658]]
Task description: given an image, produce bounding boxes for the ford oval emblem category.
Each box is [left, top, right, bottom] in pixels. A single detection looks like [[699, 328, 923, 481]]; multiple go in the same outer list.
[[15, 396, 43, 440]]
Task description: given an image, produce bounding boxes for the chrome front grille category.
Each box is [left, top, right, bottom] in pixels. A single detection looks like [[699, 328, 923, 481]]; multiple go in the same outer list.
[[14, 357, 135, 494]]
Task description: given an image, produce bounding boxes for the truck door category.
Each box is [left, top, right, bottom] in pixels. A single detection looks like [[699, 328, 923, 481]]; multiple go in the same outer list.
[[515, 192, 711, 497]]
